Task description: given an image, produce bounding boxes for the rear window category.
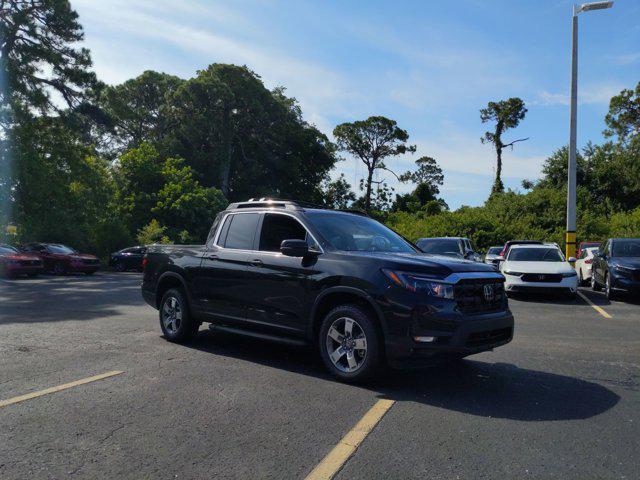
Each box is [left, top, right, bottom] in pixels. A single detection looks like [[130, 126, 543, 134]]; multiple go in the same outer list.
[[417, 239, 461, 256], [221, 213, 260, 250], [487, 247, 502, 255]]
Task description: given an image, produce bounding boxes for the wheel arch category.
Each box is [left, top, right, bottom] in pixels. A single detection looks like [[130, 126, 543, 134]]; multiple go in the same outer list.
[[155, 271, 189, 309]]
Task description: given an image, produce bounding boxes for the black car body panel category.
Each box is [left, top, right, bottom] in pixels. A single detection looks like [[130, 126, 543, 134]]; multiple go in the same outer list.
[[142, 201, 514, 368], [109, 246, 147, 271]]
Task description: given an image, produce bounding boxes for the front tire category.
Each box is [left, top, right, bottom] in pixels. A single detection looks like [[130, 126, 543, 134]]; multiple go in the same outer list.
[[591, 273, 601, 291], [319, 305, 381, 383], [159, 288, 199, 343], [53, 262, 66, 275], [114, 262, 125, 272]]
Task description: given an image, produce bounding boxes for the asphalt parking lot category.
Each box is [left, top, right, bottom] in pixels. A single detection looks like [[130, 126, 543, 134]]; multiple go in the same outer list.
[[1, 273, 639, 479]]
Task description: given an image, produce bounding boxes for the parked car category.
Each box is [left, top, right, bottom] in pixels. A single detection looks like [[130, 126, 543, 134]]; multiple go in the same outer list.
[[416, 237, 481, 262], [0, 244, 43, 278], [484, 246, 503, 267], [575, 246, 598, 285], [142, 199, 514, 382], [591, 238, 640, 300], [21, 243, 100, 275], [109, 246, 147, 272], [578, 241, 601, 259], [500, 244, 577, 297], [499, 240, 543, 258]]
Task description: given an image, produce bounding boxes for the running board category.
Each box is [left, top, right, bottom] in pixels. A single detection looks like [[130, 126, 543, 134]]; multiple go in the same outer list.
[[209, 324, 307, 347]]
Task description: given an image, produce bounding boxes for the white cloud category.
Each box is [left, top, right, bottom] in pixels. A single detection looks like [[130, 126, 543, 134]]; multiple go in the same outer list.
[[533, 83, 622, 106]]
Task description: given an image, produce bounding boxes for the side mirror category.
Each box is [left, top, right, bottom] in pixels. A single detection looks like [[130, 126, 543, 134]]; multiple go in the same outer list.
[[280, 239, 310, 257], [568, 257, 577, 263]]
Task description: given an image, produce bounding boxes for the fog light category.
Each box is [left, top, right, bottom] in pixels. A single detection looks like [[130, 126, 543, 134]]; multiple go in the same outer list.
[[413, 336, 436, 343]]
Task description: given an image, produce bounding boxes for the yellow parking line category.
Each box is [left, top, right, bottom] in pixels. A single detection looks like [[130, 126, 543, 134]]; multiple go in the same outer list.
[[305, 399, 395, 480], [577, 291, 612, 319], [0, 370, 124, 408]]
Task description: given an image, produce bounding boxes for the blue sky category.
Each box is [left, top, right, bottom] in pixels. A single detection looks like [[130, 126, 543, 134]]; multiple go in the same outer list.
[[73, 0, 640, 209]]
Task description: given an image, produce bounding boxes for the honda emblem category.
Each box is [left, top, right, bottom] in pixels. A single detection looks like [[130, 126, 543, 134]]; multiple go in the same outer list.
[[483, 284, 494, 302]]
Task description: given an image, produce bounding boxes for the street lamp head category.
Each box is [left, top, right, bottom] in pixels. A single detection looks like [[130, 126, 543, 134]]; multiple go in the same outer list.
[[575, 1, 613, 15]]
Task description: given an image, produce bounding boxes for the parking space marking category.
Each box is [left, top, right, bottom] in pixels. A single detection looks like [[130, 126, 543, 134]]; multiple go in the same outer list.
[[577, 292, 612, 319], [305, 399, 395, 480], [0, 370, 124, 408]]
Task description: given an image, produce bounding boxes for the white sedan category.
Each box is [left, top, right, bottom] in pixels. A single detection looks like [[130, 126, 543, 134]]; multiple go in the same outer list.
[[500, 244, 578, 297], [574, 246, 598, 285]]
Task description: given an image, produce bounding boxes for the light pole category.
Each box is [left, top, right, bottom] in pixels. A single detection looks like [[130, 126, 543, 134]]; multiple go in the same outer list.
[[566, 1, 613, 261]]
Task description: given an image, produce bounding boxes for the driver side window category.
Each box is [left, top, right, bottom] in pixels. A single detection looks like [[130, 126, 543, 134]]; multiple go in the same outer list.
[[259, 214, 309, 252]]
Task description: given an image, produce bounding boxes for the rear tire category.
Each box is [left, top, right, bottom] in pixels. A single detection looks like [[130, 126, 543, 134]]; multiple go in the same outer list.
[[114, 262, 125, 272], [591, 273, 601, 291], [159, 288, 199, 343], [319, 304, 382, 383]]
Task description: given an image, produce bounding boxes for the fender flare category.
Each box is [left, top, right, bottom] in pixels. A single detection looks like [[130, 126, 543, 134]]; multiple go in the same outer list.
[[155, 271, 190, 308], [307, 286, 388, 341]]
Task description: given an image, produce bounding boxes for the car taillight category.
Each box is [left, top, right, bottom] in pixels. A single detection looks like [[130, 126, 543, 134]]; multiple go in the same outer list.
[[585, 259, 592, 264], [142, 257, 149, 270]]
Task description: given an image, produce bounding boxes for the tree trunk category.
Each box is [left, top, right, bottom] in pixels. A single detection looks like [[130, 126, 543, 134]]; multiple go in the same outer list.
[[492, 144, 505, 194], [365, 166, 374, 212], [219, 106, 232, 196]]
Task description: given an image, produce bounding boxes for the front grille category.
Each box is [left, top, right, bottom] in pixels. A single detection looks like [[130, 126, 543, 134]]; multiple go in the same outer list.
[[466, 327, 512, 348], [454, 278, 504, 315], [521, 273, 562, 283]]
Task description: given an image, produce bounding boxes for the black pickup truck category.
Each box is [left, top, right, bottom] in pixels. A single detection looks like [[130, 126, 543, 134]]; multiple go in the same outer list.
[[142, 199, 514, 382]]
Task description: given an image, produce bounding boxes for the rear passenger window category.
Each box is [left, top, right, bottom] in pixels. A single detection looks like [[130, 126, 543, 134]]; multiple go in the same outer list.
[[259, 214, 307, 252], [222, 214, 260, 250]]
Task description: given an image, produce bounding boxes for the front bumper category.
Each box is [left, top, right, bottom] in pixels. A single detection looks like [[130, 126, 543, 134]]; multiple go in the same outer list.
[[611, 273, 640, 294], [504, 274, 577, 293], [68, 262, 100, 273], [378, 285, 514, 369], [4, 264, 44, 276]]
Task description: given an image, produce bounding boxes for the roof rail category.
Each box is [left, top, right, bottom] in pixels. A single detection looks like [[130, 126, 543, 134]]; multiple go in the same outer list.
[[225, 198, 369, 216]]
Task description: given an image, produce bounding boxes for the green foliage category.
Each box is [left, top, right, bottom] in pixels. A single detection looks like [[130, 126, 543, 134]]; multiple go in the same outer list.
[[136, 219, 171, 246], [0, 0, 96, 118], [480, 97, 528, 194], [323, 174, 356, 209], [604, 81, 640, 144], [393, 156, 447, 213], [333, 116, 416, 212]]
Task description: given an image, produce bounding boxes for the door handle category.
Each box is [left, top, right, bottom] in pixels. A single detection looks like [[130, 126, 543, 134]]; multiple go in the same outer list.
[[250, 259, 263, 267], [204, 254, 219, 261]]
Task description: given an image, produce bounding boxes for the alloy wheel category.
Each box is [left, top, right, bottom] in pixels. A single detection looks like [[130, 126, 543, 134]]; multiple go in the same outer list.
[[325, 317, 367, 373], [162, 296, 182, 334]]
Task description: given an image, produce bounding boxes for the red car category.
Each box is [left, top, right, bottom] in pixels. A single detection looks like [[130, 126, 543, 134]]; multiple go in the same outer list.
[[578, 241, 601, 259], [21, 243, 100, 275], [0, 244, 44, 278]]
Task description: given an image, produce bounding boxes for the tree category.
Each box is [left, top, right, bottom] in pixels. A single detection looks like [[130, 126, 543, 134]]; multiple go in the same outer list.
[[152, 157, 227, 242], [399, 156, 444, 187], [604, 82, 640, 144], [480, 98, 528, 194], [0, 0, 96, 119], [333, 116, 416, 212], [137, 219, 171, 245], [323, 174, 356, 209], [167, 64, 337, 200], [393, 156, 447, 213], [98, 70, 183, 155]]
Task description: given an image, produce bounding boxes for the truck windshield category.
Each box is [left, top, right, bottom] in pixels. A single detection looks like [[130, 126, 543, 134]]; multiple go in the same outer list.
[[306, 212, 415, 253]]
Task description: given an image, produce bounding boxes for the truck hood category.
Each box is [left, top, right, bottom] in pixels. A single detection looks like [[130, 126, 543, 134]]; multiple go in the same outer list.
[[502, 261, 574, 274], [343, 251, 496, 274]]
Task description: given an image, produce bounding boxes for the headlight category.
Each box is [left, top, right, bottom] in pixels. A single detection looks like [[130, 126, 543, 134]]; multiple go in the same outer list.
[[615, 265, 633, 273], [502, 270, 523, 277], [382, 269, 455, 299], [562, 271, 577, 277]]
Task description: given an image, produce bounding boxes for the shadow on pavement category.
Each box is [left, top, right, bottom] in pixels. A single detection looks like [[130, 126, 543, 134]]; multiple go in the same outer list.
[[0, 272, 143, 324], [186, 329, 620, 422]]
